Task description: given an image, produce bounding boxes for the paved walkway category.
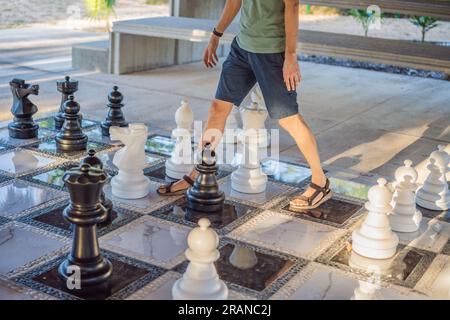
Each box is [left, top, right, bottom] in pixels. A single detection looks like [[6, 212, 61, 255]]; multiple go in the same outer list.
[[0, 26, 449, 182]]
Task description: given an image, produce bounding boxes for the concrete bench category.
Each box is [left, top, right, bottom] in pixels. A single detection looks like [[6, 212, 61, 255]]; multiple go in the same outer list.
[[72, 40, 109, 73], [109, 16, 450, 75], [302, 0, 450, 21]]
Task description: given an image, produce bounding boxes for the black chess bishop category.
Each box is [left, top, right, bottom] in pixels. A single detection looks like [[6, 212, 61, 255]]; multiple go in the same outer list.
[[58, 164, 113, 292], [54, 76, 80, 130], [101, 86, 128, 136], [186, 143, 225, 213], [56, 95, 88, 152], [8, 79, 39, 139], [80, 149, 114, 224]]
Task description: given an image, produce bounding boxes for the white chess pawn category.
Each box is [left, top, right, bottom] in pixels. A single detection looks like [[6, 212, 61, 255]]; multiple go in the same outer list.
[[352, 178, 399, 260], [229, 245, 258, 270], [416, 145, 450, 211], [222, 105, 240, 144], [110, 123, 150, 199], [389, 160, 422, 232], [239, 90, 269, 148], [172, 218, 228, 300], [166, 100, 194, 179], [231, 130, 268, 194]]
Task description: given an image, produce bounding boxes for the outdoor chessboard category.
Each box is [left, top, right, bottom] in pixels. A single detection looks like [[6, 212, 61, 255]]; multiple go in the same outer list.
[[0, 116, 449, 300]]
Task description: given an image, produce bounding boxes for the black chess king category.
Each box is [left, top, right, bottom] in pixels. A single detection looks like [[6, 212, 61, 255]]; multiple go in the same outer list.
[[101, 86, 128, 136], [8, 79, 39, 139], [186, 142, 225, 213], [58, 164, 113, 290]]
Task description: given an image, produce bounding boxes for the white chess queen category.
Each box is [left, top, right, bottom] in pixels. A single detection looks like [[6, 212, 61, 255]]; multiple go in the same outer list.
[[110, 123, 150, 199]]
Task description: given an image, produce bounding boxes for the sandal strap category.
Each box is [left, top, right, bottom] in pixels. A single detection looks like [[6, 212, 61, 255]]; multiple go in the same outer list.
[[182, 175, 195, 186], [293, 178, 330, 206], [160, 181, 176, 194]]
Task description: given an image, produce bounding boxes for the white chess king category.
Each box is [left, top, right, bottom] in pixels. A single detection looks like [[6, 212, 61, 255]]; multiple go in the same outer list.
[[416, 145, 450, 211], [172, 218, 228, 300], [389, 160, 422, 232], [352, 178, 399, 259], [166, 100, 194, 179], [110, 123, 150, 199]]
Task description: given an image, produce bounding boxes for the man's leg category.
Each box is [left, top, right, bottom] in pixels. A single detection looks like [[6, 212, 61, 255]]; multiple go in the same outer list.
[[157, 99, 233, 194], [278, 114, 327, 204]]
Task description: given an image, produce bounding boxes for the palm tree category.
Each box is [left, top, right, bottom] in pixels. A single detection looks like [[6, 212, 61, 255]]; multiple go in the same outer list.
[[84, 0, 117, 32], [410, 16, 439, 42]]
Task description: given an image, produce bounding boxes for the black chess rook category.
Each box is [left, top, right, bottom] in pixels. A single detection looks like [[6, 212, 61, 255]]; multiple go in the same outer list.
[[54, 76, 79, 130], [101, 86, 128, 136], [186, 143, 225, 213], [56, 95, 88, 152], [80, 149, 114, 224], [8, 78, 39, 139], [58, 164, 113, 291]]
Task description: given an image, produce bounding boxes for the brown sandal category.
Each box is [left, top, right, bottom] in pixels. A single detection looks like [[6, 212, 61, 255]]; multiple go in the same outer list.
[[289, 178, 332, 211], [157, 175, 195, 196]]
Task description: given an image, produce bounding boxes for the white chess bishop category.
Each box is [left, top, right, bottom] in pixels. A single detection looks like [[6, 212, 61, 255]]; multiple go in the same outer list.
[[352, 178, 399, 260], [389, 160, 422, 232], [172, 218, 228, 300], [222, 105, 240, 144], [416, 145, 450, 211], [165, 100, 194, 179], [110, 123, 150, 199], [240, 90, 269, 148], [231, 124, 268, 194]]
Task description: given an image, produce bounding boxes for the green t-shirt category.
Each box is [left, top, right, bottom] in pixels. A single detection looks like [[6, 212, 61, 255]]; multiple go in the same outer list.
[[236, 0, 286, 54]]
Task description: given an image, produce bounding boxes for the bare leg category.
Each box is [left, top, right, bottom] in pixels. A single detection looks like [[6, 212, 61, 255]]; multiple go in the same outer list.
[[158, 99, 233, 194], [278, 114, 327, 205]]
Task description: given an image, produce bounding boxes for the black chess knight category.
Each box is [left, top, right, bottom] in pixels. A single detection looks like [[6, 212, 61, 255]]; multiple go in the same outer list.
[[101, 86, 128, 136], [56, 95, 88, 152], [54, 76, 80, 130], [186, 143, 225, 213], [8, 79, 39, 139], [80, 149, 114, 225], [58, 164, 113, 292]]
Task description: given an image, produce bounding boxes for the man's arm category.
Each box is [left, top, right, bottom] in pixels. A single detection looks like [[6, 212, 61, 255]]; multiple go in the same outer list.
[[204, 0, 241, 68], [283, 0, 301, 91]]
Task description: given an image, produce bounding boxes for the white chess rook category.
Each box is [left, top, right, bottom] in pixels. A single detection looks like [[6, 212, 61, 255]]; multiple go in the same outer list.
[[352, 178, 399, 259], [389, 160, 422, 232], [231, 131, 267, 194], [166, 100, 194, 179], [172, 218, 228, 300], [416, 145, 450, 211], [110, 123, 150, 199], [222, 105, 240, 144]]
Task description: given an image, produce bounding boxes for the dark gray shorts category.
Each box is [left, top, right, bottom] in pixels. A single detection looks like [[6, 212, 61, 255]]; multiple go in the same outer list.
[[215, 38, 299, 120]]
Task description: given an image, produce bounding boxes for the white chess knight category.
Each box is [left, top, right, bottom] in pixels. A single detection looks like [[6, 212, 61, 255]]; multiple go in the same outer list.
[[110, 123, 150, 199], [172, 218, 228, 300], [239, 89, 270, 148], [389, 160, 422, 232], [352, 178, 399, 260], [416, 145, 450, 211], [166, 100, 194, 179], [222, 105, 240, 144], [231, 127, 268, 194]]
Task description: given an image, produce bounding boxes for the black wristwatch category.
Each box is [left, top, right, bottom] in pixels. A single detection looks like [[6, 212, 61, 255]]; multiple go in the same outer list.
[[213, 28, 223, 37]]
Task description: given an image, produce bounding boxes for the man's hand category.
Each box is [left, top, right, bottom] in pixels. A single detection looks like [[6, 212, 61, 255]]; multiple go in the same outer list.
[[203, 35, 220, 68], [283, 53, 301, 91]]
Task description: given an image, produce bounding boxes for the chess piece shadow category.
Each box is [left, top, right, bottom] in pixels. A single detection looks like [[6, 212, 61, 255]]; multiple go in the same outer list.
[[8, 79, 39, 139]]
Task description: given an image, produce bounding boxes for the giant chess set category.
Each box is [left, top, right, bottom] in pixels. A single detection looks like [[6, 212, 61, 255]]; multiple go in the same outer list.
[[0, 76, 449, 300]]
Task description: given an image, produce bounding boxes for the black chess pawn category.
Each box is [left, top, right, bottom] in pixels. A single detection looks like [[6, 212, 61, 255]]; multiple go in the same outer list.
[[54, 76, 80, 130], [8, 79, 39, 139], [56, 95, 88, 152], [58, 164, 113, 292], [101, 86, 128, 136], [80, 149, 114, 225], [186, 142, 225, 213]]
